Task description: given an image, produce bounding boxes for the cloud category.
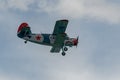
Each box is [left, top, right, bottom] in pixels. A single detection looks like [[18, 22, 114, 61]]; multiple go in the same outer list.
[[0, 0, 120, 80], [0, 0, 34, 11], [51, 70, 95, 80], [0, 72, 27, 80], [84, 0, 120, 24], [36, 0, 120, 24], [0, 0, 120, 24]]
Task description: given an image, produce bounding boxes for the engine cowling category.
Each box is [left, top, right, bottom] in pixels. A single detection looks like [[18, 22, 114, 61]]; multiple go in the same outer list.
[[64, 38, 78, 47], [73, 38, 78, 46]]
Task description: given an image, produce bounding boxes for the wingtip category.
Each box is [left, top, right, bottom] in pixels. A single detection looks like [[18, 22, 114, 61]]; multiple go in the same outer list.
[[58, 19, 69, 22], [61, 19, 69, 22]]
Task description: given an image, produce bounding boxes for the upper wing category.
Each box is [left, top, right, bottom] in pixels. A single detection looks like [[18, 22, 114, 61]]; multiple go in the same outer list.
[[52, 19, 69, 35], [50, 19, 69, 53]]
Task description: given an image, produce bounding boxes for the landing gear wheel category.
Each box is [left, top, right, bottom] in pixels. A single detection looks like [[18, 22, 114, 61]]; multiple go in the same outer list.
[[64, 47, 68, 51], [24, 40, 27, 44], [62, 52, 66, 56]]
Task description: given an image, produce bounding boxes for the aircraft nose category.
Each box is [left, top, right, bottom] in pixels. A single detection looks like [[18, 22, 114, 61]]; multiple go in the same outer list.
[[73, 38, 78, 46]]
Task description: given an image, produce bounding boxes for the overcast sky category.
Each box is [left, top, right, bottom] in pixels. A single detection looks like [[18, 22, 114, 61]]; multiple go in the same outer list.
[[0, 0, 120, 80]]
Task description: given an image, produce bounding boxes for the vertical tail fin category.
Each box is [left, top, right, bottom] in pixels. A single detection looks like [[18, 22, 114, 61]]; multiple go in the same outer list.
[[17, 22, 32, 38]]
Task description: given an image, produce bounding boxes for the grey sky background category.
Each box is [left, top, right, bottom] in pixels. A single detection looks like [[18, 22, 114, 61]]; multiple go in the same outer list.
[[0, 0, 120, 80]]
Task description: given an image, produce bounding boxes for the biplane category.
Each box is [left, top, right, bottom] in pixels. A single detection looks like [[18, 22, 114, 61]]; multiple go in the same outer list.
[[17, 19, 78, 56]]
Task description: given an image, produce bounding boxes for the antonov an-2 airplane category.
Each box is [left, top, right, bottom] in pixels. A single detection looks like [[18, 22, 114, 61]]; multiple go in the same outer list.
[[17, 19, 78, 56]]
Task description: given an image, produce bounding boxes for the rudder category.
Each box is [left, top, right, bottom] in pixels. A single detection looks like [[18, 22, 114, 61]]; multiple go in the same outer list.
[[17, 22, 32, 38]]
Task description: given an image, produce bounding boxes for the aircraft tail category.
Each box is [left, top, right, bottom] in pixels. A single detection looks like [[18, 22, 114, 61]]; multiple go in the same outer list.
[[17, 22, 32, 38]]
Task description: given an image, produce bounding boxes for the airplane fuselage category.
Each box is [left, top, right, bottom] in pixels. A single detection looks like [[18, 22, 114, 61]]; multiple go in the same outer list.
[[22, 33, 76, 47], [23, 34, 55, 46]]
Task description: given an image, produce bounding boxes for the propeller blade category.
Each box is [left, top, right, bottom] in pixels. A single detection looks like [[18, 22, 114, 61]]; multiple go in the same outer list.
[[76, 36, 79, 47]]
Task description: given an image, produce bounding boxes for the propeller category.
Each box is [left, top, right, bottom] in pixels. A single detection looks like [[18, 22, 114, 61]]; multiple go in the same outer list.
[[76, 36, 79, 47], [73, 36, 79, 47]]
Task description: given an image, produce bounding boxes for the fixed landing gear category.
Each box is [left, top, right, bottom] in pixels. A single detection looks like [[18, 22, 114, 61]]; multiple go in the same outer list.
[[62, 51, 66, 56], [24, 40, 27, 44], [64, 47, 68, 51], [61, 47, 68, 56]]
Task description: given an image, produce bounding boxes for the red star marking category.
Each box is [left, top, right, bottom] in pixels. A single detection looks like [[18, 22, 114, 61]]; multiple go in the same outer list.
[[36, 35, 41, 40]]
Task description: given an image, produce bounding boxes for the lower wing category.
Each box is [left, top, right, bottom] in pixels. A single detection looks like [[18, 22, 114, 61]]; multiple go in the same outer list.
[[50, 47, 61, 53]]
